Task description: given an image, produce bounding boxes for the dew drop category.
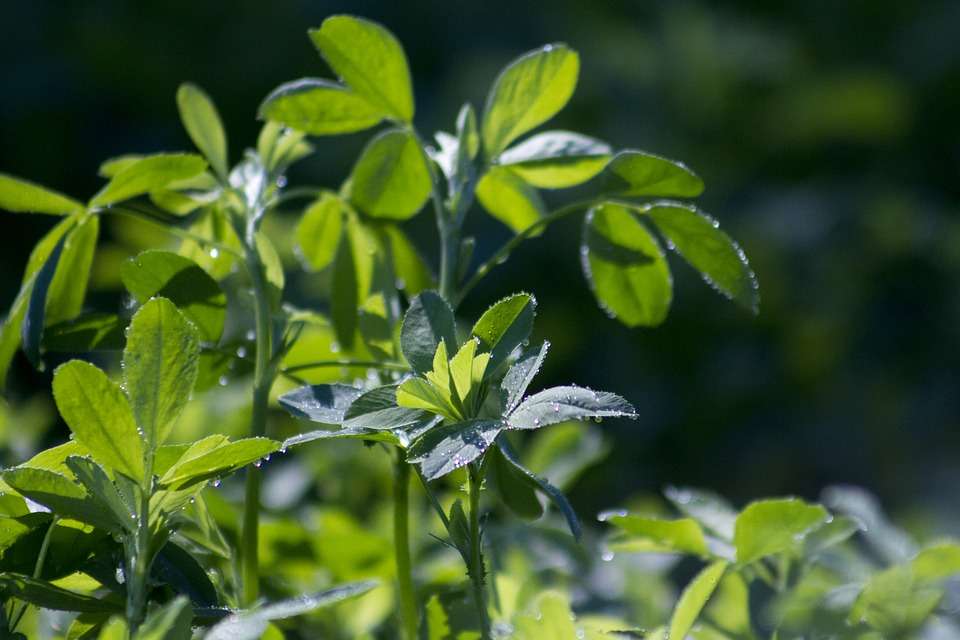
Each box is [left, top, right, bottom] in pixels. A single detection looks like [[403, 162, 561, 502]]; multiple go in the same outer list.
[[115, 567, 126, 584], [236, 346, 248, 358], [395, 277, 406, 290], [245, 329, 256, 342], [209, 248, 220, 259], [601, 550, 615, 562], [330, 341, 340, 354], [218, 375, 229, 387], [276, 175, 288, 188], [254, 460, 262, 468]]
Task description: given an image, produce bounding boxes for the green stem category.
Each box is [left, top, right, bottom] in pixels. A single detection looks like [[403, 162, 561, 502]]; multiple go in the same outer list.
[[281, 360, 408, 376], [127, 468, 154, 632], [394, 450, 419, 640], [9, 516, 58, 631], [467, 464, 491, 640], [240, 243, 275, 606], [456, 200, 595, 307]]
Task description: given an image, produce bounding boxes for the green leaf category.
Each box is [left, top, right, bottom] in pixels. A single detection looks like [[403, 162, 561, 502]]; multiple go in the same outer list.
[[400, 291, 458, 375], [384, 225, 435, 296], [644, 203, 758, 313], [803, 515, 863, 558], [470, 293, 537, 374], [582, 203, 672, 327], [669, 561, 729, 640], [599, 512, 709, 556], [499, 131, 611, 188], [348, 128, 431, 220], [45, 214, 99, 325], [665, 486, 738, 541], [396, 376, 457, 420], [21, 229, 68, 368], [278, 384, 363, 424], [482, 44, 580, 156], [407, 419, 503, 481], [514, 591, 577, 640], [491, 446, 543, 520], [296, 195, 343, 271], [507, 385, 635, 430], [911, 542, 960, 583], [135, 595, 192, 640], [501, 341, 549, 413], [596, 150, 704, 197], [52, 359, 144, 481], [64, 456, 135, 533], [0, 572, 120, 613], [496, 439, 582, 539], [177, 83, 228, 180], [330, 223, 358, 349], [0, 173, 83, 215], [160, 437, 279, 489], [849, 564, 942, 634], [342, 385, 434, 432], [734, 498, 829, 564], [121, 250, 226, 343], [309, 15, 414, 122], [259, 78, 384, 135], [123, 297, 201, 449], [90, 153, 207, 208], [99, 155, 144, 178], [475, 166, 546, 233], [152, 540, 219, 608], [204, 581, 378, 640], [43, 313, 125, 352], [1, 468, 115, 531]]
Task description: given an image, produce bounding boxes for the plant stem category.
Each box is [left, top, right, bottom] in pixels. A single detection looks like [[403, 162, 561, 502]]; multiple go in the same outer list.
[[281, 359, 408, 375], [240, 243, 275, 607], [394, 450, 419, 640], [9, 516, 58, 631], [467, 463, 491, 640], [439, 223, 460, 302], [127, 471, 154, 632], [456, 200, 595, 307]]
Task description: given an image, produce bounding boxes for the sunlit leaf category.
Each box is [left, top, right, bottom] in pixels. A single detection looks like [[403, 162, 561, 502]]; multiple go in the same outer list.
[[259, 78, 384, 135], [0, 173, 82, 215], [599, 512, 709, 556], [507, 385, 635, 430], [296, 195, 343, 271], [90, 153, 207, 208], [407, 419, 502, 481], [596, 150, 704, 198], [177, 83, 229, 180], [475, 166, 545, 233], [348, 128, 431, 220], [278, 384, 363, 424], [499, 130, 611, 188], [669, 561, 728, 640], [0, 572, 119, 613], [734, 498, 829, 564], [470, 292, 536, 373], [400, 291, 458, 375]]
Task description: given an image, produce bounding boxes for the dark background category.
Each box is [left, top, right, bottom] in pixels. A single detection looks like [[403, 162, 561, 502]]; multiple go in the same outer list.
[[2, 1, 959, 526]]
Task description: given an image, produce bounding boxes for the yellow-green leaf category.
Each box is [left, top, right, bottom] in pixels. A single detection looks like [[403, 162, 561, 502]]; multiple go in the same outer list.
[[259, 78, 384, 135], [177, 83, 228, 180], [476, 166, 545, 233], [0, 173, 82, 215]]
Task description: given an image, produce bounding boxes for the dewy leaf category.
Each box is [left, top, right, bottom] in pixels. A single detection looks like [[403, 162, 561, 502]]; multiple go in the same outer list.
[[596, 150, 704, 198], [581, 203, 672, 327], [482, 44, 580, 156], [205, 581, 378, 640], [1, 468, 115, 532], [507, 385, 635, 430], [342, 385, 433, 432], [501, 341, 549, 413], [396, 377, 457, 421], [310, 15, 414, 122], [160, 437, 280, 489], [599, 512, 709, 556], [475, 166, 546, 233], [121, 250, 226, 343], [64, 456, 135, 533], [278, 384, 363, 424], [52, 360, 144, 481], [0, 173, 83, 215], [669, 560, 728, 640], [734, 498, 829, 564], [259, 78, 384, 135], [177, 83, 229, 180], [400, 291, 458, 375], [123, 297, 201, 449], [499, 130, 611, 188], [471, 293, 537, 374], [296, 195, 343, 271], [348, 128, 431, 220], [0, 572, 120, 613], [645, 203, 759, 313], [407, 419, 503, 481], [90, 153, 208, 208]]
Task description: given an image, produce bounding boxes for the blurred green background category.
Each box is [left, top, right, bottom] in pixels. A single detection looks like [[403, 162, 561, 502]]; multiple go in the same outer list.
[[2, 0, 959, 526]]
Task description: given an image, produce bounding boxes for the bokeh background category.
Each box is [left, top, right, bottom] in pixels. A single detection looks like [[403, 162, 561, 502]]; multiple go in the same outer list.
[[2, 0, 959, 530]]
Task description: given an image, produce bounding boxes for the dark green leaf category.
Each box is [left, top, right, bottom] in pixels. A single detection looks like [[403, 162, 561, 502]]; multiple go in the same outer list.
[[342, 385, 434, 432], [46, 214, 99, 326], [581, 203, 672, 327], [64, 456, 134, 534], [43, 313, 125, 352], [135, 596, 192, 640], [408, 419, 503, 481], [152, 542, 218, 607], [348, 128, 431, 220], [121, 250, 226, 342], [259, 78, 384, 135], [482, 44, 580, 156], [596, 150, 704, 198], [21, 230, 67, 368], [400, 291, 458, 375], [507, 385, 635, 430], [491, 445, 543, 520], [177, 83, 228, 180], [0, 173, 83, 215], [501, 341, 549, 413], [470, 292, 536, 374], [310, 15, 414, 122], [645, 203, 758, 313], [499, 130, 611, 188], [279, 384, 363, 423]]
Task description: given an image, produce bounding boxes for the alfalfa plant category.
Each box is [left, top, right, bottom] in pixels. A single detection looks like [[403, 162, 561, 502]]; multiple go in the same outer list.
[[264, 15, 758, 639]]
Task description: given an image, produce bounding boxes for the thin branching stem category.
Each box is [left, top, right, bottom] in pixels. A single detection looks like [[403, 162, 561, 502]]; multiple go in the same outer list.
[[9, 515, 58, 631]]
